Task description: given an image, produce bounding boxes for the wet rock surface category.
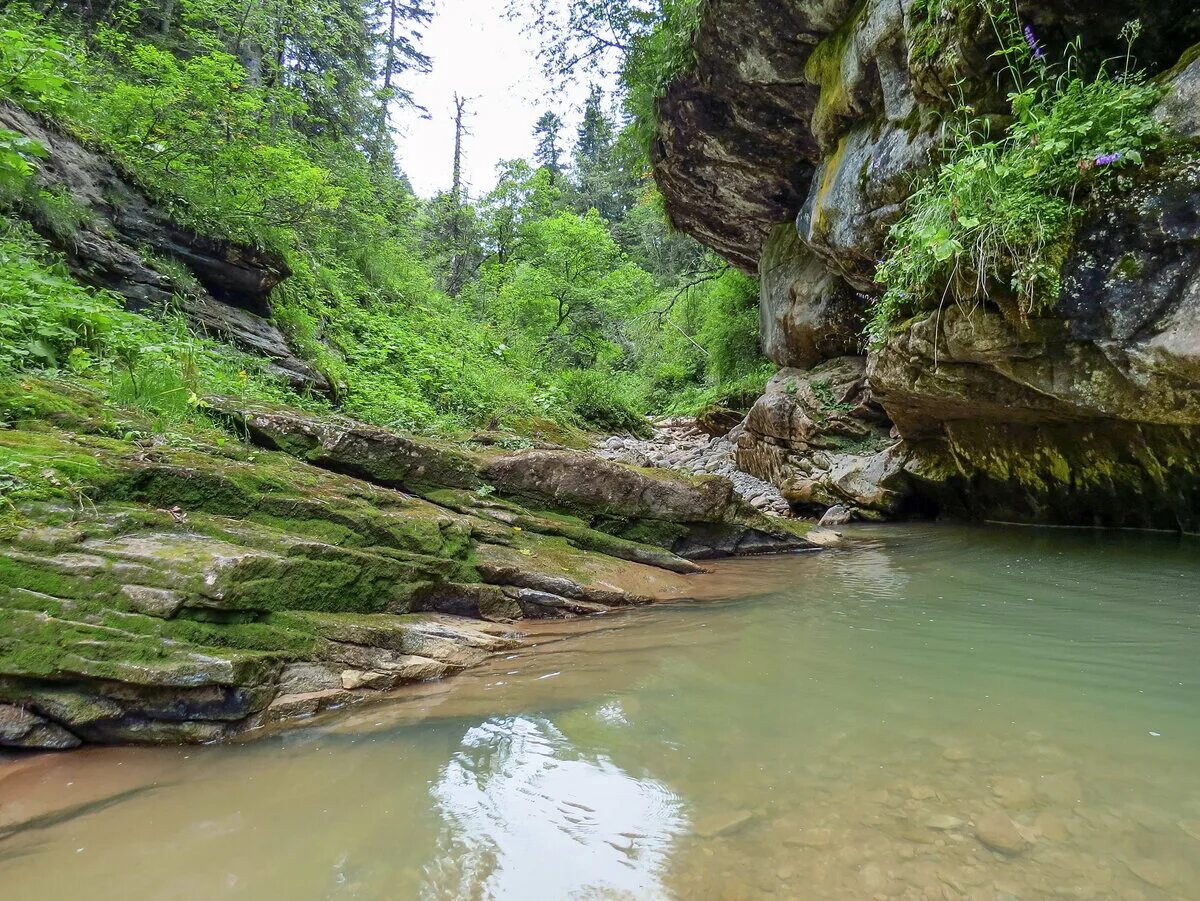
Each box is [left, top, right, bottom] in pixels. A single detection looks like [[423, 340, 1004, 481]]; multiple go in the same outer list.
[[0, 380, 813, 750], [655, 0, 1200, 532]]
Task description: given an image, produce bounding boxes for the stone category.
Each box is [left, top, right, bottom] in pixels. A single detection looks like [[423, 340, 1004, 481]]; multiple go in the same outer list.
[[341, 670, 397, 691], [818, 504, 852, 527], [784, 827, 833, 848], [119, 584, 185, 618], [805, 528, 844, 547], [759, 223, 864, 368], [0, 703, 81, 749], [483, 449, 810, 558], [694, 809, 755, 838], [207, 399, 482, 493], [1035, 812, 1069, 842], [925, 814, 965, 831], [1156, 48, 1200, 138], [797, 120, 935, 293], [277, 663, 343, 695], [1037, 773, 1083, 807], [974, 812, 1028, 855], [991, 777, 1034, 811], [736, 358, 909, 515]]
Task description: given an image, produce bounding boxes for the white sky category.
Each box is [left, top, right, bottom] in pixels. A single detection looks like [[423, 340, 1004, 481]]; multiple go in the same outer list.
[[392, 0, 607, 199]]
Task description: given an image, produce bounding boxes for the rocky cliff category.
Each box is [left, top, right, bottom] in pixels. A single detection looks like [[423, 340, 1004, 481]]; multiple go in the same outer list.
[[653, 0, 1200, 532]]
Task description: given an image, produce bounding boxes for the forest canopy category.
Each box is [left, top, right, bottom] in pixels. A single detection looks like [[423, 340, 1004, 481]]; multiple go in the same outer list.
[[0, 0, 761, 440]]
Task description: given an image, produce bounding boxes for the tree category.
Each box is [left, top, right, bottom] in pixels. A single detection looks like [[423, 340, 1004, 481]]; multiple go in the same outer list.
[[532, 111, 565, 183], [478, 160, 564, 267], [494, 209, 654, 367], [570, 86, 639, 222]]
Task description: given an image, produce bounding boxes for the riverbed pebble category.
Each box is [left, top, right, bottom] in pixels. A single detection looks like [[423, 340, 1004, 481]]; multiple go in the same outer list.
[[596, 419, 792, 517]]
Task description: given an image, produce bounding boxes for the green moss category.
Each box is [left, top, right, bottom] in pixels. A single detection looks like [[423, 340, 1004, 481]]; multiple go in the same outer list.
[[804, 0, 867, 147], [597, 517, 690, 549], [1157, 42, 1200, 84], [1112, 252, 1146, 280], [0, 555, 125, 601]]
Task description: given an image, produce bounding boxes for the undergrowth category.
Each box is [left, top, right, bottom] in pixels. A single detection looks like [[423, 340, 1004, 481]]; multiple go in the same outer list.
[[870, 9, 1164, 344]]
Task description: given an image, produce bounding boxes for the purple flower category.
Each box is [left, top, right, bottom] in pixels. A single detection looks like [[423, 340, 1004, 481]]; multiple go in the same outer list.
[[1095, 152, 1122, 166], [1024, 24, 1045, 59]]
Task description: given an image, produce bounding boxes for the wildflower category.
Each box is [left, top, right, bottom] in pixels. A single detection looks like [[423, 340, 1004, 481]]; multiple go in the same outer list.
[[1024, 24, 1045, 60], [1095, 152, 1122, 167]]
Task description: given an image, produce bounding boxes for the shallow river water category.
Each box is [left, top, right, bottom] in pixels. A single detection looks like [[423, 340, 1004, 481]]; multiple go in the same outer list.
[[2, 524, 1199, 900]]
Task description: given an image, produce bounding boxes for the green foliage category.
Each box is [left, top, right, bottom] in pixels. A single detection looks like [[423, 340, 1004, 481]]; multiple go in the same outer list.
[[0, 219, 289, 424], [871, 12, 1165, 344], [0, 10, 75, 192], [0, 0, 770, 443], [85, 43, 342, 247], [622, 0, 701, 149], [552, 368, 651, 435]]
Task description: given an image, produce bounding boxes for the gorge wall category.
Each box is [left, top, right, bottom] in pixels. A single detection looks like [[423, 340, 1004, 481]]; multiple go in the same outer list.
[[652, 0, 1200, 532]]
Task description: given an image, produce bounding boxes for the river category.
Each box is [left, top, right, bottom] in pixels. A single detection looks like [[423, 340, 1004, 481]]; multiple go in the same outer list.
[[1, 524, 1198, 899]]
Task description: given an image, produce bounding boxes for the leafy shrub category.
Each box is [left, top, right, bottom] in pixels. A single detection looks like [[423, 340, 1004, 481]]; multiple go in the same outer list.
[[871, 13, 1164, 344], [0, 219, 290, 424], [622, 0, 701, 149], [553, 368, 650, 436]]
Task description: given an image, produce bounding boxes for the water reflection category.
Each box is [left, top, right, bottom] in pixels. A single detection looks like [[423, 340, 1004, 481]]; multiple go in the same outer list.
[[1, 525, 1198, 901], [423, 716, 686, 901]]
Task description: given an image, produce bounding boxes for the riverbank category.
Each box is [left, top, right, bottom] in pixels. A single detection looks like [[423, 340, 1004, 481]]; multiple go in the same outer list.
[[0, 376, 815, 751]]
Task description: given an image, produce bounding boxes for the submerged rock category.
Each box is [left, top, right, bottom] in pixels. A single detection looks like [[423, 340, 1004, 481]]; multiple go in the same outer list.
[[975, 812, 1028, 855]]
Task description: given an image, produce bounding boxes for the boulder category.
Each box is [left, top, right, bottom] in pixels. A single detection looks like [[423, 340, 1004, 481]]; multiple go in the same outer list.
[[796, 120, 935, 293], [759, 223, 863, 369], [482, 449, 811, 557], [736, 359, 909, 514], [868, 159, 1200, 530], [974, 811, 1028, 855], [0, 703, 81, 750], [1157, 46, 1200, 138], [207, 398, 482, 493]]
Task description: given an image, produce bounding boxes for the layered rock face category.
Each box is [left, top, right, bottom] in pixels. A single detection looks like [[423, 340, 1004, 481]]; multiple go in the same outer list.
[[0, 105, 328, 394], [655, 0, 1200, 531], [0, 381, 812, 750]]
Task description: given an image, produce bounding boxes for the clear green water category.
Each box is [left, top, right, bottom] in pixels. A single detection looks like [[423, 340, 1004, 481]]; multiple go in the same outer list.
[[2, 525, 1199, 900]]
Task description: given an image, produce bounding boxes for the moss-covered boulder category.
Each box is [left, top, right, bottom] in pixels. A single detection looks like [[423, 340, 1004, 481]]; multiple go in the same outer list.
[[0, 378, 811, 749]]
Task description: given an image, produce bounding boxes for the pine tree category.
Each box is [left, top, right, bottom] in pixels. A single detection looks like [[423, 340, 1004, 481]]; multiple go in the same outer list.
[[532, 111, 565, 183], [574, 85, 614, 169]]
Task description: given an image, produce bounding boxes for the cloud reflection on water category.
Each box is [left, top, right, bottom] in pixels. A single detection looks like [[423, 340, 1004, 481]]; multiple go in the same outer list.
[[422, 716, 685, 900]]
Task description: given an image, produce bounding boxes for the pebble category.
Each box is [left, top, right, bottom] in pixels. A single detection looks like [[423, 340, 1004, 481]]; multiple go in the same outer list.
[[596, 420, 792, 517], [694, 809, 755, 839], [926, 814, 966, 830], [1035, 812, 1070, 842], [992, 777, 1034, 811], [784, 827, 832, 848]]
